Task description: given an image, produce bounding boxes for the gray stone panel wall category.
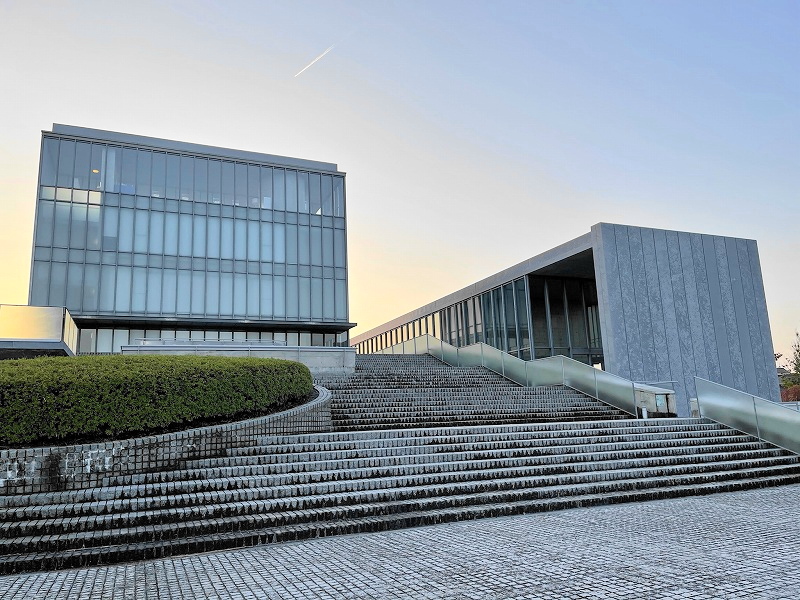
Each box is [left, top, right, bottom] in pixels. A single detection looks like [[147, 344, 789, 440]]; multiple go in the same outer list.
[[591, 223, 779, 413]]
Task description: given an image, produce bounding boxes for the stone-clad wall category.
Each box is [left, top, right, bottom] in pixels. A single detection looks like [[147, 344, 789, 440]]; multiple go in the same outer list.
[[592, 223, 779, 413], [0, 387, 332, 496]]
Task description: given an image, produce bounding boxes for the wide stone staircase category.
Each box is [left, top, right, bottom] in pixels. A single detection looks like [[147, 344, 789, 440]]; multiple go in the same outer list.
[[1, 354, 799, 573]]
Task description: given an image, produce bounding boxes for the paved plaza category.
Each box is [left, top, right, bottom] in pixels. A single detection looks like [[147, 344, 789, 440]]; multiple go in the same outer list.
[[1, 484, 798, 600]]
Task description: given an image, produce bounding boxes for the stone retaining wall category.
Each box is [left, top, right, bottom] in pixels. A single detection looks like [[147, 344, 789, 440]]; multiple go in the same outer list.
[[0, 386, 332, 495]]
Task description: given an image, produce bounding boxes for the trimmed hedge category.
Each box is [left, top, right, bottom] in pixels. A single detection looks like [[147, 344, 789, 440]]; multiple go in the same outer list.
[[0, 355, 313, 446]]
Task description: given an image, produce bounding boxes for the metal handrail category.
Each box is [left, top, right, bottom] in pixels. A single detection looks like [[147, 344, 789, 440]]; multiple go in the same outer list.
[[695, 376, 800, 455], [379, 334, 680, 418]]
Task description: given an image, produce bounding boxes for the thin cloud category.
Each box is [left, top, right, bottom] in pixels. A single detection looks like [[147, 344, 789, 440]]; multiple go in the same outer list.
[[294, 44, 337, 78]]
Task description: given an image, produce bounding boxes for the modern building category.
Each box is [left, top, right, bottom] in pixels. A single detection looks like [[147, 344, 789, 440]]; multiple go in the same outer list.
[[29, 124, 353, 353], [352, 223, 781, 409]]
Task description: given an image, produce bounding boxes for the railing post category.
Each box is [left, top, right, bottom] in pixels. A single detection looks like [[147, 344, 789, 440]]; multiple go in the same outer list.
[[632, 381, 637, 419], [594, 368, 598, 400], [561, 357, 565, 386], [501, 351, 505, 377], [753, 395, 761, 440]]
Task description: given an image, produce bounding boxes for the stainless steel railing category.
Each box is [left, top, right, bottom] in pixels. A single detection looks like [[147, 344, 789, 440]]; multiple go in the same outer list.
[[378, 334, 679, 418], [695, 377, 800, 455]]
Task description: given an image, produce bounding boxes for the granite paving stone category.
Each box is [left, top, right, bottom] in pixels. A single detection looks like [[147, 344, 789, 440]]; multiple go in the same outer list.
[[1, 484, 797, 599]]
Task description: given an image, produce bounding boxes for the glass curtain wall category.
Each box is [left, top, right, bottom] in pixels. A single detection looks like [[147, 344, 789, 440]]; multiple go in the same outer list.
[[31, 135, 348, 336], [354, 275, 603, 366]]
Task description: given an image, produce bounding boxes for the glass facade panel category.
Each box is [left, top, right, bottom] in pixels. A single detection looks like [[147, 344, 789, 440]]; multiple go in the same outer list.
[[31, 132, 350, 351]]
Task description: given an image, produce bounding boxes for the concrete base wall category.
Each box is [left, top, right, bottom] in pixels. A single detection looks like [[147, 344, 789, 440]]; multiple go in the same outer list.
[[0, 387, 332, 496], [120, 345, 356, 375]]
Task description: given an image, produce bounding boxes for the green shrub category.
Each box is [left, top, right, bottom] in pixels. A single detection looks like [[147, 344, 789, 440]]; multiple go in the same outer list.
[[0, 355, 313, 446]]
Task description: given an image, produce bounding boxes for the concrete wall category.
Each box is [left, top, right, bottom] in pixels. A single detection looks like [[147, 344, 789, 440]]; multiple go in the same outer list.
[[592, 223, 780, 413]]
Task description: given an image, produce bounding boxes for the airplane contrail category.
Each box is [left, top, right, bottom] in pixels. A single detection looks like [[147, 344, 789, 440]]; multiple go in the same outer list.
[[294, 44, 337, 78]]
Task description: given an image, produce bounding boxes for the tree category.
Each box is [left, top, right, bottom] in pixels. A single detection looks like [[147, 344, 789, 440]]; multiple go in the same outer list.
[[791, 332, 800, 375]]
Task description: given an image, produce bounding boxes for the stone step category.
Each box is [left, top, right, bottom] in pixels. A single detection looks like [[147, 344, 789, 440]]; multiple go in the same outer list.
[[2, 466, 799, 565], [4, 452, 794, 526]]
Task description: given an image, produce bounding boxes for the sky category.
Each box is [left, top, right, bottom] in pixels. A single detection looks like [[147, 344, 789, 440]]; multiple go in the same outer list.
[[0, 0, 797, 359]]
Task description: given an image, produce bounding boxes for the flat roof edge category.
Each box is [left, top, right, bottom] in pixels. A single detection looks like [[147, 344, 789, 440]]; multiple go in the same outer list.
[[49, 124, 341, 174], [352, 231, 593, 344]]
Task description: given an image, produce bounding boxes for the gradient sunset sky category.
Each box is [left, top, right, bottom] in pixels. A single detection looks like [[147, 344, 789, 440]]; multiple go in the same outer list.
[[0, 1, 797, 358]]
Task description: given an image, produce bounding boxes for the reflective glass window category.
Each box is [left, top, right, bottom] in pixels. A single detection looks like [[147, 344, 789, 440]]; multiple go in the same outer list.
[[162, 270, 177, 313], [221, 161, 234, 205], [175, 270, 190, 313], [298, 172, 309, 213], [57, 140, 75, 188], [548, 280, 568, 347], [298, 225, 310, 264], [134, 210, 148, 253], [148, 212, 163, 254], [260, 275, 273, 317], [89, 144, 104, 190], [116, 266, 132, 312], [116, 208, 133, 252], [120, 148, 137, 194], [164, 213, 179, 255], [530, 277, 549, 348], [311, 226, 322, 265], [309, 173, 321, 215], [191, 270, 205, 314], [273, 277, 286, 317], [273, 169, 285, 210], [29, 261, 49, 304], [136, 150, 151, 196], [333, 177, 344, 217], [311, 278, 322, 318], [165, 154, 180, 199], [247, 165, 260, 207], [208, 160, 222, 204], [515, 278, 530, 352], [206, 271, 219, 315], [53, 202, 71, 247], [334, 229, 345, 268], [566, 280, 588, 347], [323, 279, 334, 319], [247, 220, 259, 261], [299, 277, 311, 318], [66, 263, 83, 311], [178, 214, 193, 256], [235, 163, 247, 206], [104, 147, 121, 192], [132, 267, 147, 312], [207, 216, 220, 258], [286, 277, 298, 318], [74, 142, 92, 190], [322, 228, 333, 267], [83, 264, 100, 311], [285, 224, 298, 264], [273, 223, 285, 262], [259, 167, 272, 209], [151, 153, 166, 197], [234, 219, 246, 260], [260, 221, 273, 261], [70, 204, 87, 250], [285, 171, 297, 212], [35, 200, 55, 246], [99, 265, 116, 311], [41, 138, 59, 186], [220, 272, 233, 314], [321, 175, 333, 216], [193, 157, 207, 202], [235, 272, 249, 313], [193, 215, 206, 256], [146, 268, 161, 313], [221, 218, 234, 259], [503, 283, 517, 352]]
